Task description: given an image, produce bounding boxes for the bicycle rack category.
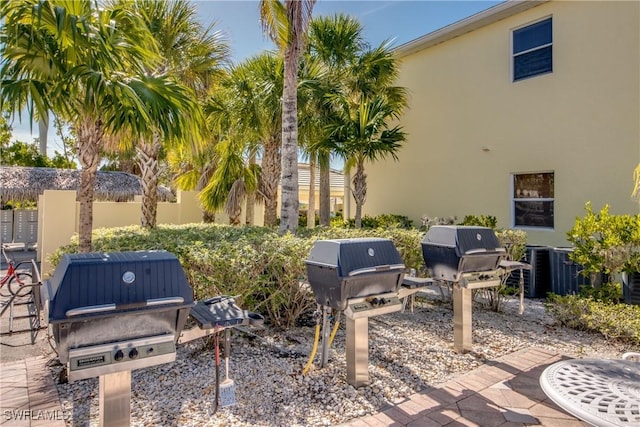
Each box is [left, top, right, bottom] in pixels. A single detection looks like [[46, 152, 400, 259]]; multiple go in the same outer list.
[[0, 259, 43, 343]]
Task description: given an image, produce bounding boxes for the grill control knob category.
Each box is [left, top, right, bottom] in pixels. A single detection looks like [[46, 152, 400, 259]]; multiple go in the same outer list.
[[114, 350, 124, 362], [129, 348, 139, 360]]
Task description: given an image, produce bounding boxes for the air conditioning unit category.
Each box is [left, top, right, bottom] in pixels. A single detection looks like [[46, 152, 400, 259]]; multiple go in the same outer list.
[[622, 272, 640, 305], [549, 247, 591, 296], [506, 245, 551, 298]]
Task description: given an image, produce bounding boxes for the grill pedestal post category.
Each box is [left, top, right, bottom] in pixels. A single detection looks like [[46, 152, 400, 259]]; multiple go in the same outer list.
[[453, 286, 472, 353], [99, 370, 131, 427], [320, 306, 332, 368], [346, 316, 369, 387]]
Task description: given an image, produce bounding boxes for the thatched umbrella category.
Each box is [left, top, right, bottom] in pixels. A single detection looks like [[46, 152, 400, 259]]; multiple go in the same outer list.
[[0, 166, 175, 203]]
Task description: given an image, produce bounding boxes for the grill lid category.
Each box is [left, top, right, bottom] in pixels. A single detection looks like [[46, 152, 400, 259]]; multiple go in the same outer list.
[[44, 251, 194, 322], [422, 226, 501, 256], [306, 238, 404, 277]]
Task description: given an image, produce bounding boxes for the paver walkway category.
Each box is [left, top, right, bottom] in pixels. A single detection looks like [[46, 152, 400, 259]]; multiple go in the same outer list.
[[0, 347, 586, 426], [340, 347, 586, 426], [0, 357, 65, 426]]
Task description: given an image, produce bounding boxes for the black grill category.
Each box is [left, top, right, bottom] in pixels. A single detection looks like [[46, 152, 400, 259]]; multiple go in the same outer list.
[[421, 226, 506, 284], [305, 238, 405, 310], [42, 251, 194, 381]]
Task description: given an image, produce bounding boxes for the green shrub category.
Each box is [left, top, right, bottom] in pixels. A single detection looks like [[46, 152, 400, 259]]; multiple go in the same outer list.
[[578, 282, 622, 304], [50, 224, 425, 327], [330, 214, 413, 229], [546, 294, 640, 345], [459, 215, 498, 229], [567, 203, 640, 282], [298, 210, 319, 227]]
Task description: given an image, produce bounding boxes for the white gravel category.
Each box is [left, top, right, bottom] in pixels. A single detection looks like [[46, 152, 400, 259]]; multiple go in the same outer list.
[[50, 290, 635, 426]]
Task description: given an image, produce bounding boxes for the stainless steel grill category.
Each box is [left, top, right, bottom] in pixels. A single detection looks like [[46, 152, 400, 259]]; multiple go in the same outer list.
[[421, 225, 506, 288], [421, 226, 516, 353], [42, 251, 264, 424], [306, 238, 405, 387], [306, 238, 405, 310], [42, 251, 194, 381]]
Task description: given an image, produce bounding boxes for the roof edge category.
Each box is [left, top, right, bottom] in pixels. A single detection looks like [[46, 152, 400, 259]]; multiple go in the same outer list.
[[394, 0, 549, 58]]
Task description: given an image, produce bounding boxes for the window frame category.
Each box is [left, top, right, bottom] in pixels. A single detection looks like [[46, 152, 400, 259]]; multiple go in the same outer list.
[[511, 16, 553, 82], [510, 171, 555, 231]]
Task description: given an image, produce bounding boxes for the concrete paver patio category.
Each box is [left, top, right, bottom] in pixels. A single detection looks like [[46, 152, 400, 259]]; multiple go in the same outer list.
[[340, 347, 586, 427], [0, 347, 587, 426]]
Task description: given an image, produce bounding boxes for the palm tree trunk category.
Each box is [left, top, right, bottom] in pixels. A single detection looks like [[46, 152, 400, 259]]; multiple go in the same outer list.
[[319, 153, 330, 226], [352, 160, 367, 228], [262, 136, 280, 226], [343, 167, 351, 222], [245, 152, 257, 225], [136, 134, 162, 229], [198, 163, 216, 223], [38, 114, 48, 156], [307, 157, 316, 228], [75, 118, 103, 253], [279, 3, 302, 235], [202, 210, 216, 223]]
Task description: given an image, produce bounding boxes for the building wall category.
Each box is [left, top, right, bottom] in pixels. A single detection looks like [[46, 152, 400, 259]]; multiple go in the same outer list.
[[37, 190, 216, 277], [363, 0, 640, 246]]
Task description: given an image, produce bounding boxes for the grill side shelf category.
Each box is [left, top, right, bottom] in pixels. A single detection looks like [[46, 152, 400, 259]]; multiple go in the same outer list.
[[189, 301, 264, 330]]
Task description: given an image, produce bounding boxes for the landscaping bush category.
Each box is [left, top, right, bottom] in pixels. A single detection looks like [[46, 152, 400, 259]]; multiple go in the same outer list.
[[50, 224, 425, 327], [459, 215, 498, 229], [567, 202, 640, 283], [330, 213, 413, 229], [546, 293, 640, 345]]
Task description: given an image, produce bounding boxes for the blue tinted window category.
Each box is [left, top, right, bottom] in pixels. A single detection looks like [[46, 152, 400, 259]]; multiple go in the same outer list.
[[513, 18, 552, 81], [514, 201, 554, 228], [514, 46, 552, 80], [513, 18, 552, 53]]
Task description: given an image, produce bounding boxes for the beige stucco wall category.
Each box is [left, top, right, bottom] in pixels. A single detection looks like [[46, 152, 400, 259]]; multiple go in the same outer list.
[[38, 190, 205, 276], [363, 0, 640, 246]]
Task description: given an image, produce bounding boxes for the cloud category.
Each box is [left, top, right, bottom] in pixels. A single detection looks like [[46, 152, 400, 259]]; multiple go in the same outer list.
[[360, 1, 394, 17]]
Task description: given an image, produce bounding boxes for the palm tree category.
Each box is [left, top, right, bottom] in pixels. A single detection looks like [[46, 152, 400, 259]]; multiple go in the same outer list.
[[1, 0, 200, 252], [313, 34, 407, 228], [296, 54, 329, 228], [198, 135, 259, 225], [260, 0, 316, 234], [307, 14, 366, 226], [195, 54, 283, 226], [116, 0, 229, 229], [237, 53, 284, 227], [327, 95, 406, 228], [167, 140, 219, 222]]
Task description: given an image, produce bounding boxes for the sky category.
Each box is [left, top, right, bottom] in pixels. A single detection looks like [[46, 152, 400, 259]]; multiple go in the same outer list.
[[9, 0, 502, 156]]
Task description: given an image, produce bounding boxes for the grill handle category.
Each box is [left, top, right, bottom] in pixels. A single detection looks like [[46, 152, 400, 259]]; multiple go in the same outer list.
[[348, 264, 405, 277], [65, 304, 116, 317], [146, 297, 185, 306], [465, 248, 507, 255], [65, 297, 185, 317]]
